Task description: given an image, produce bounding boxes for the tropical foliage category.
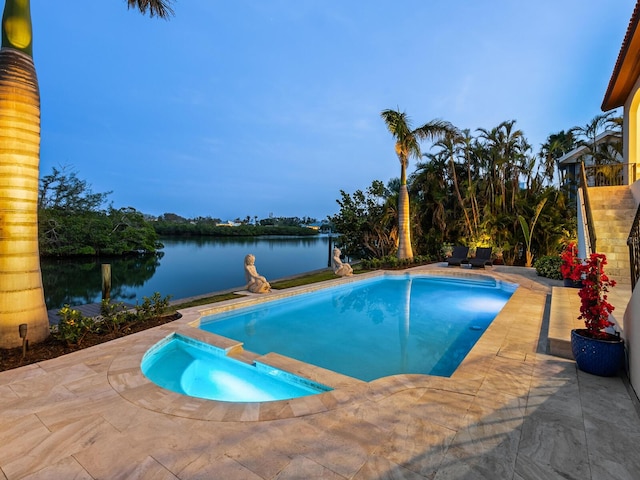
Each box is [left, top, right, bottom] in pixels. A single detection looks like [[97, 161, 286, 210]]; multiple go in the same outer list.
[[328, 180, 398, 258], [331, 117, 599, 264]]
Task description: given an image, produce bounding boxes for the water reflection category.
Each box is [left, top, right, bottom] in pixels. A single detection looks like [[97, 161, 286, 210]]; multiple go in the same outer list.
[[41, 254, 161, 309], [165, 236, 323, 248]]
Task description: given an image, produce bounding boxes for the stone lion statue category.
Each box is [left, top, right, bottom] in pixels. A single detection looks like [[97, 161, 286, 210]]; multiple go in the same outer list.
[[244, 254, 271, 293], [331, 247, 353, 277]]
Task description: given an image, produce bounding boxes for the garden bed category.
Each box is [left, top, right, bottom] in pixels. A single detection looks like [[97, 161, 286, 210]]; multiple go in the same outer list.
[[0, 312, 181, 372]]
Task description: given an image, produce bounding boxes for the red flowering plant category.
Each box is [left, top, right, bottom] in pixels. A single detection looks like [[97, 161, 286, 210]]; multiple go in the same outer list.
[[560, 242, 581, 281], [577, 253, 616, 339]]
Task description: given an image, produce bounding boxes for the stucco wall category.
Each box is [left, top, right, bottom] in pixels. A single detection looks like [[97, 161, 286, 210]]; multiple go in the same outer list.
[[623, 287, 640, 399], [624, 184, 639, 397], [622, 77, 640, 399]]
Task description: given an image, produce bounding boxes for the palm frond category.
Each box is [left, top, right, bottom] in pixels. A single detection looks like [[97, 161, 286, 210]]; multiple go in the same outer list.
[[413, 119, 456, 142], [127, 0, 175, 19]]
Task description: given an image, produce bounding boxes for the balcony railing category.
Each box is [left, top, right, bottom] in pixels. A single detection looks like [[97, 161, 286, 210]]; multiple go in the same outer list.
[[583, 163, 637, 187]]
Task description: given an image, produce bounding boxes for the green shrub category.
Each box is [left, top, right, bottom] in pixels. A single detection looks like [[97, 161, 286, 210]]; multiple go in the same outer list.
[[135, 292, 172, 319], [54, 292, 173, 344], [534, 255, 563, 280], [97, 292, 172, 334], [98, 299, 135, 334], [55, 305, 95, 345]]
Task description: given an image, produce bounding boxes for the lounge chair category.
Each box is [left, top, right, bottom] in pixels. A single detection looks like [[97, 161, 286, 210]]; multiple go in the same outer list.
[[447, 246, 469, 266], [468, 247, 493, 268]]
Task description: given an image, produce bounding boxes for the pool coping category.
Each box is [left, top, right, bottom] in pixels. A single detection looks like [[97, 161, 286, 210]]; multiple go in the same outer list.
[[107, 265, 540, 422]]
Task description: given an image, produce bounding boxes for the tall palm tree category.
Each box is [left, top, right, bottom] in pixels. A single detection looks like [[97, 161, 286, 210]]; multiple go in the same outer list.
[[380, 108, 453, 259], [477, 120, 527, 214], [432, 131, 477, 241], [539, 130, 575, 187], [0, 0, 173, 348]]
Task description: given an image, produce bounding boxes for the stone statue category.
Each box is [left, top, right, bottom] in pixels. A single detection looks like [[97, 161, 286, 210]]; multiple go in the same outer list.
[[244, 254, 271, 293], [331, 247, 353, 276]]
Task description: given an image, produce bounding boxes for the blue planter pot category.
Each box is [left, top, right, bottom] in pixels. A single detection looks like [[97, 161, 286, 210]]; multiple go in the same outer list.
[[571, 329, 625, 377], [563, 278, 582, 288]]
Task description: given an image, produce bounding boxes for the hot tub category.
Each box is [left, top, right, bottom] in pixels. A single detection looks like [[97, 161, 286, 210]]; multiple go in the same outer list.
[[141, 333, 332, 402]]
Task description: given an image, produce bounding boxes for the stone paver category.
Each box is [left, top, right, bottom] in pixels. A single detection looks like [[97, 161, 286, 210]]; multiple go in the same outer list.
[[1, 265, 638, 479]]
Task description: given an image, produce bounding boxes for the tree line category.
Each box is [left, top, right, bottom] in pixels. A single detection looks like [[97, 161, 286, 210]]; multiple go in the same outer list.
[[37, 167, 322, 257], [330, 110, 622, 265], [153, 213, 322, 237], [38, 167, 162, 256]]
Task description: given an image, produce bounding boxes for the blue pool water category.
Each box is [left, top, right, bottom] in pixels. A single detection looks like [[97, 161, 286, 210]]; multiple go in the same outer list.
[[201, 274, 517, 381], [141, 333, 332, 402]]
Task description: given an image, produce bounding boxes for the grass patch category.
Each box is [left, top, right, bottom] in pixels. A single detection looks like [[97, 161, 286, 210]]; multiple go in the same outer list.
[[169, 292, 239, 311], [168, 268, 365, 311], [271, 270, 347, 289]]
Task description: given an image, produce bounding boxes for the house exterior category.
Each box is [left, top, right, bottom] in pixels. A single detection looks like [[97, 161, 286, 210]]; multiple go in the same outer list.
[[600, 0, 640, 398]]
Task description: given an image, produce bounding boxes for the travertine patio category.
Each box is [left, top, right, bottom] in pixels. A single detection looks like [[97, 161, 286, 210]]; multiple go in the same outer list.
[[1, 265, 639, 479]]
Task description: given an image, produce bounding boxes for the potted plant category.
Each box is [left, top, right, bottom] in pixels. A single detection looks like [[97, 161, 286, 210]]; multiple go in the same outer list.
[[570, 252, 624, 376], [560, 242, 582, 287]]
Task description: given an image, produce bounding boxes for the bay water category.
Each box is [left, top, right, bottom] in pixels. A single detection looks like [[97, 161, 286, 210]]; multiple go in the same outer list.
[[41, 235, 333, 310]]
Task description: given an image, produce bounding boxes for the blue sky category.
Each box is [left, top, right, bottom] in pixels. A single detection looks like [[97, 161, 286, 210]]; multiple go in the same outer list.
[[32, 1, 633, 221]]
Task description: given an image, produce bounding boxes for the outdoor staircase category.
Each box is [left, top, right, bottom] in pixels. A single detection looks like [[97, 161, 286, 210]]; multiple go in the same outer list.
[[587, 185, 637, 288], [549, 185, 636, 359]]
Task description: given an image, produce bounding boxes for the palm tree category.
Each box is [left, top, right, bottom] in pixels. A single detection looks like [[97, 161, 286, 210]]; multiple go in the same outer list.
[[380, 108, 454, 259], [431, 131, 477, 241], [539, 130, 575, 187], [477, 120, 527, 214], [0, 0, 173, 348]]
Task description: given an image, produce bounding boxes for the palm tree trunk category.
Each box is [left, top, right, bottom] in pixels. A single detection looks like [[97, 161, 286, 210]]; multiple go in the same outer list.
[[397, 184, 413, 259], [450, 155, 474, 240], [0, 1, 49, 348]]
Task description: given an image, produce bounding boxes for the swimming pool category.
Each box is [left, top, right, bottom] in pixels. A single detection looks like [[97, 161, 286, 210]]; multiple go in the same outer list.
[[200, 274, 517, 381], [141, 333, 332, 402]]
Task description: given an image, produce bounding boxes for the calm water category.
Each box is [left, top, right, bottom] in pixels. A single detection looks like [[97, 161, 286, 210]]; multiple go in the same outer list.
[[41, 235, 332, 310], [201, 274, 517, 381]]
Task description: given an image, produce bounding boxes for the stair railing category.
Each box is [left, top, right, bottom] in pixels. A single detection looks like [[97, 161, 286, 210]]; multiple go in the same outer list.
[[580, 162, 597, 253], [628, 203, 640, 290]]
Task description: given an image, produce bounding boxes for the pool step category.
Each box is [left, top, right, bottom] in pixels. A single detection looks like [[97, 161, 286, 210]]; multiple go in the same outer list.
[[548, 284, 631, 359], [548, 286, 583, 359]]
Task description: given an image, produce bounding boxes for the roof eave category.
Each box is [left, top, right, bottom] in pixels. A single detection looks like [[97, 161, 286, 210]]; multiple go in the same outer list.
[[602, 2, 640, 111]]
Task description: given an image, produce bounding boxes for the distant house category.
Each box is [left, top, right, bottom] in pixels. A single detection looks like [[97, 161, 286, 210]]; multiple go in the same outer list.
[[216, 221, 241, 227], [303, 221, 330, 232], [557, 130, 623, 192], [303, 221, 332, 233]]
